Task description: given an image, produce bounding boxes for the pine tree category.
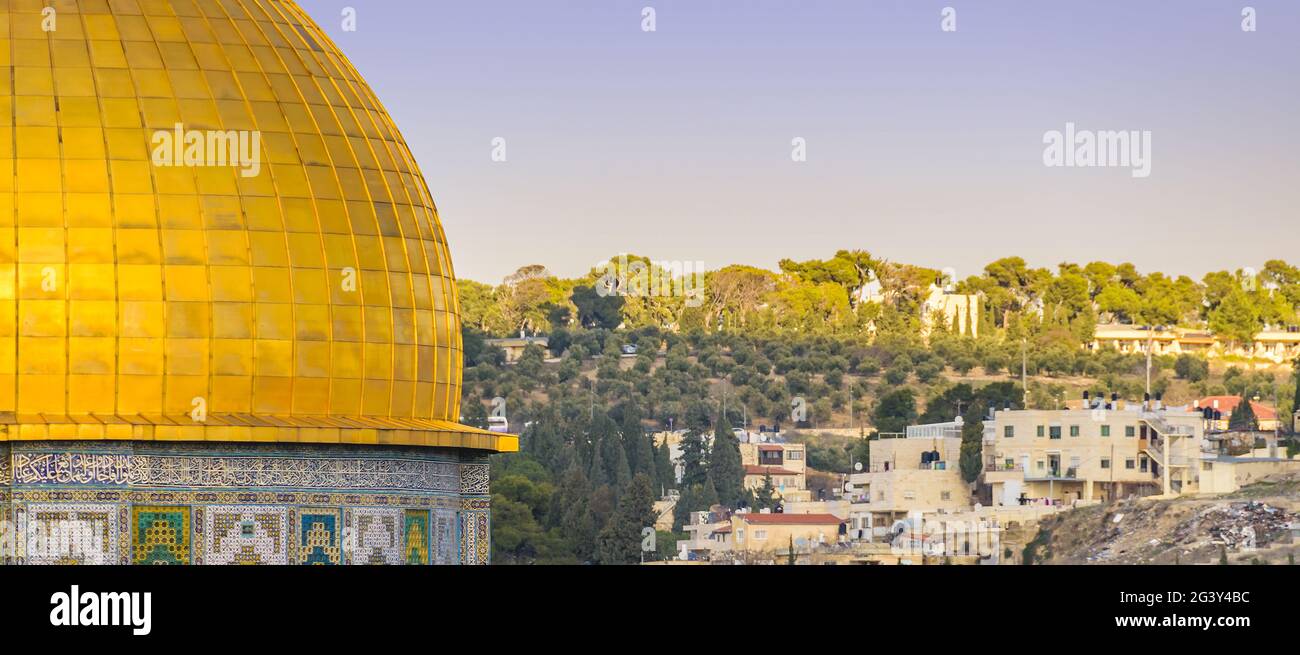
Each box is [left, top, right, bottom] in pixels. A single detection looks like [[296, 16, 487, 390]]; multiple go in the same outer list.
[[654, 437, 675, 492], [753, 473, 776, 511], [588, 435, 608, 488], [553, 465, 597, 563], [596, 474, 656, 564], [679, 431, 708, 488], [672, 479, 719, 531], [526, 412, 564, 473], [623, 406, 654, 479], [707, 413, 745, 508], [1229, 394, 1259, 431], [603, 431, 632, 490]]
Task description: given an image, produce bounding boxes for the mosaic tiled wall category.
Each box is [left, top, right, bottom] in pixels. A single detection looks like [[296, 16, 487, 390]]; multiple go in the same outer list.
[[0, 442, 491, 565]]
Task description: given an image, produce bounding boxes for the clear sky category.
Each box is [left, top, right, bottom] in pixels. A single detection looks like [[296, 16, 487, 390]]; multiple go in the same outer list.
[[297, 0, 1300, 285]]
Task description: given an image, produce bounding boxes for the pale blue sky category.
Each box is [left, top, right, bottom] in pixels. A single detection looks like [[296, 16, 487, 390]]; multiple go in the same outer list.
[[297, 0, 1300, 284]]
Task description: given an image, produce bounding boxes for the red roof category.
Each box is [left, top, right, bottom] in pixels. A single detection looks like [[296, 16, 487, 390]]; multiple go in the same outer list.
[[757, 445, 784, 452], [1191, 396, 1277, 421], [739, 513, 845, 526], [744, 465, 799, 476], [712, 525, 733, 534]]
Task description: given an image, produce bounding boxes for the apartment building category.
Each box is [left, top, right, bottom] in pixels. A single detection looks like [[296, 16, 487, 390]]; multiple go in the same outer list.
[[740, 441, 810, 502], [983, 401, 1205, 505], [719, 512, 846, 554], [1091, 324, 1300, 364], [845, 424, 971, 529]]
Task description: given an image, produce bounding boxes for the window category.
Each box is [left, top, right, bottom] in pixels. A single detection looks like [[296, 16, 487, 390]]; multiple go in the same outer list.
[[1004, 458, 1014, 469], [1069, 456, 1081, 470], [786, 451, 803, 460], [754, 529, 767, 540], [1100, 458, 1111, 469], [1069, 425, 1080, 437], [941, 491, 951, 501], [1140, 457, 1149, 472], [1049, 426, 1062, 439], [1004, 425, 1015, 438], [737, 529, 744, 542], [1036, 460, 1045, 470], [1202, 462, 1213, 471], [1101, 425, 1111, 437], [1125, 426, 1136, 437], [1125, 459, 1135, 470], [1037, 425, 1045, 438]]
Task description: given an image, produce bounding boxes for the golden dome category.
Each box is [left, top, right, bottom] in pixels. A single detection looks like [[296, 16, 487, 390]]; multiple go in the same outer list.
[[0, 0, 513, 451]]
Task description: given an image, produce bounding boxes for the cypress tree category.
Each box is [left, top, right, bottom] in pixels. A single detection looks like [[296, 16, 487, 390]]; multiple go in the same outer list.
[[623, 407, 654, 479], [753, 473, 776, 510], [1229, 394, 1259, 431], [596, 474, 656, 564], [679, 431, 708, 488], [654, 437, 675, 492], [708, 412, 745, 508]]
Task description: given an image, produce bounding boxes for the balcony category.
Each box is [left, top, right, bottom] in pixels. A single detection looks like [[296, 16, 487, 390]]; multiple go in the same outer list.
[[1024, 468, 1082, 482]]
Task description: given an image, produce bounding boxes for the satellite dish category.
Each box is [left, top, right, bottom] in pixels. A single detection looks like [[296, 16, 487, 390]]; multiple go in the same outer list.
[[974, 503, 983, 511], [844, 482, 855, 492], [853, 462, 863, 472]]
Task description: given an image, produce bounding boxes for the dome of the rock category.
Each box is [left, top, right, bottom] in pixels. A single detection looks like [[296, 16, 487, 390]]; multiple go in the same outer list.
[[0, 0, 508, 565]]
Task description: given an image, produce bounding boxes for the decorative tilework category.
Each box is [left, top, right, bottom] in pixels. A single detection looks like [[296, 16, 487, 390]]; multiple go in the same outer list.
[[433, 509, 457, 565], [132, 506, 192, 565], [11, 451, 460, 492], [204, 506, 289, 565], [346, 507, 404, 565], [3, 442, 492, 566], [459, 510, 491, 566], [460, 464, 489, 495], [300, 509, 343, 565], [20, 503, 119, 565], [404, 510, 430, 564]]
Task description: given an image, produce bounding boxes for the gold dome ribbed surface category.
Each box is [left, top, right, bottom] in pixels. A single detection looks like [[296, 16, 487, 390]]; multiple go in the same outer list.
[[0, 0, 506, 450]]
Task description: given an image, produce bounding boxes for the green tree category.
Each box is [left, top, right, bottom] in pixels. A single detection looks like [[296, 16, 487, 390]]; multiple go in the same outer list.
[[872, 388, 917, 434], [752, 473, 777, 511], [463, 398, 489, 430], [1209, 288, 1261, 348], [571, 284, 625, 329], [708, 413, 746, 508], [596, 474, 657, 564], [959, 418, 984, 484], [679, 431, 709, 488], [1174, 354, 1209, 382], [654, 438, 675, 492], [1229, 395, 1259, 431]]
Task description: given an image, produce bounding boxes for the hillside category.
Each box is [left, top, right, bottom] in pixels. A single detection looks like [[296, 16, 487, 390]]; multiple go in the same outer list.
[[1023, 474, 1300, 565]]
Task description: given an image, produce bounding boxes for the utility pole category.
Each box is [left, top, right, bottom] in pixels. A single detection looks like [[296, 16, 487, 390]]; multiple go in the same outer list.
[[1021, 338, 1028, 407]]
